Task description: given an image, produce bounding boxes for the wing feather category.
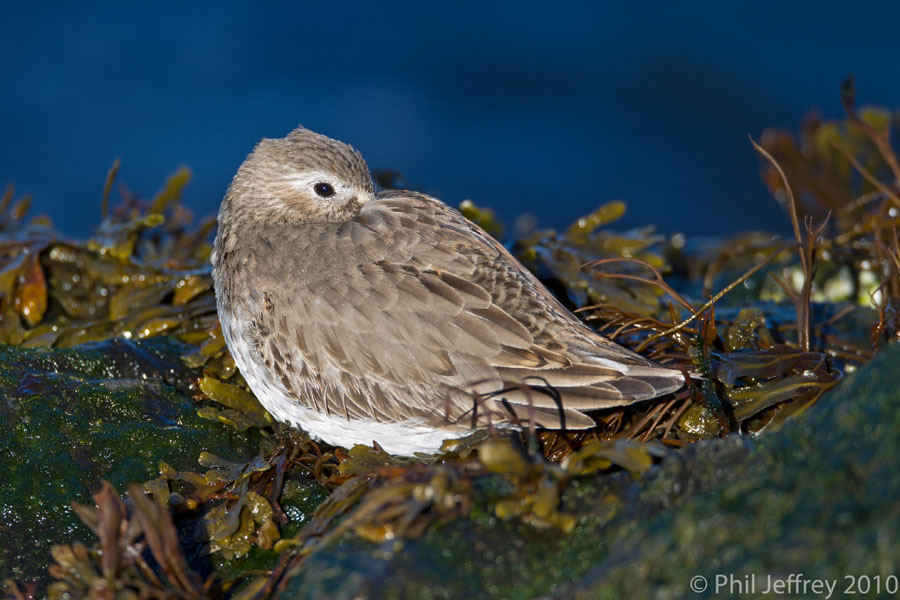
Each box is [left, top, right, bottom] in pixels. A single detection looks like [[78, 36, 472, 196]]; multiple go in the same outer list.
[[251, 190, 683, 428]]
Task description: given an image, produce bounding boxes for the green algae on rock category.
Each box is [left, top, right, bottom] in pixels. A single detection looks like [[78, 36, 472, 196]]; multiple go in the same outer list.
[[566, 335, 900, 599], [0, 337, 263, 584]]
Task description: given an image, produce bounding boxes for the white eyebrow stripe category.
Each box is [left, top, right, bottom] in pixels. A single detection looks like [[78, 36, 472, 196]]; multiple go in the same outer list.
[[282, 170, 340, 190]]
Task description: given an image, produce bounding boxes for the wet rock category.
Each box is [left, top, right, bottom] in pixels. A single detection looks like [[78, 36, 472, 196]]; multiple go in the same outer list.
[[0, 337, 263, 582]]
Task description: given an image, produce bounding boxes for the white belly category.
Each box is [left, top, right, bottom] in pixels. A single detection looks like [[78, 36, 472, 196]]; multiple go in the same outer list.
[[219, 311, 462, 455]]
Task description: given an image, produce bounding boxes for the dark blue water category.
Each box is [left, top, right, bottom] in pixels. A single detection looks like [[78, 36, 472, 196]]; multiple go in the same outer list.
[[1, 1, 898, 237]]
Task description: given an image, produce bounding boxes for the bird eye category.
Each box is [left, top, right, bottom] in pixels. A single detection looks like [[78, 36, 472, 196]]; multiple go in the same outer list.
[[314, 182, 335, 198]]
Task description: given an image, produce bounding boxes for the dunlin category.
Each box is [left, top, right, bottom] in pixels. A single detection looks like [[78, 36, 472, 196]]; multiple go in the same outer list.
[[212, 127, 683, 455]]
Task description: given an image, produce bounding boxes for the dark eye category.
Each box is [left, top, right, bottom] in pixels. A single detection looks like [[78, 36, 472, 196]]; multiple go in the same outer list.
[[314, 182, 335, 198]]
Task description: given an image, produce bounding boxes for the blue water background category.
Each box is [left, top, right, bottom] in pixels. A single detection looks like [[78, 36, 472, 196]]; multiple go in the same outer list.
[[1, 1, 898, 237]]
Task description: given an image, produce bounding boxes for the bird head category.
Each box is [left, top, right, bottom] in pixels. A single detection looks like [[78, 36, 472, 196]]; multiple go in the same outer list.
[[222, 126, 376, 225]]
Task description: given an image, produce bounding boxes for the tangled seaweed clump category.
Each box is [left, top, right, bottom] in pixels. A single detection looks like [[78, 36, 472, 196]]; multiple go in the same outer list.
[[3, 80, 900, 597]]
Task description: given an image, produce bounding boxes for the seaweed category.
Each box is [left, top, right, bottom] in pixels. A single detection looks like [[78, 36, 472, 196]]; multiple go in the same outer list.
[[46, 481, 217, 599]]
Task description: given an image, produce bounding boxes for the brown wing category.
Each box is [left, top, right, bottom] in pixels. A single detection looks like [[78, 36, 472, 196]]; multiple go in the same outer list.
[[255, 190, 683, 429]]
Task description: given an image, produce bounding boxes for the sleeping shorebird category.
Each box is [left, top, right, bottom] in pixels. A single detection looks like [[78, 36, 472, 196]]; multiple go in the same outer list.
[[211, 127, 683, 455]]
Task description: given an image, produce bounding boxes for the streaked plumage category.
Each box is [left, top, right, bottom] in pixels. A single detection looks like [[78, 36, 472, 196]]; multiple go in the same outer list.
[[212, 127, 683, 455]]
